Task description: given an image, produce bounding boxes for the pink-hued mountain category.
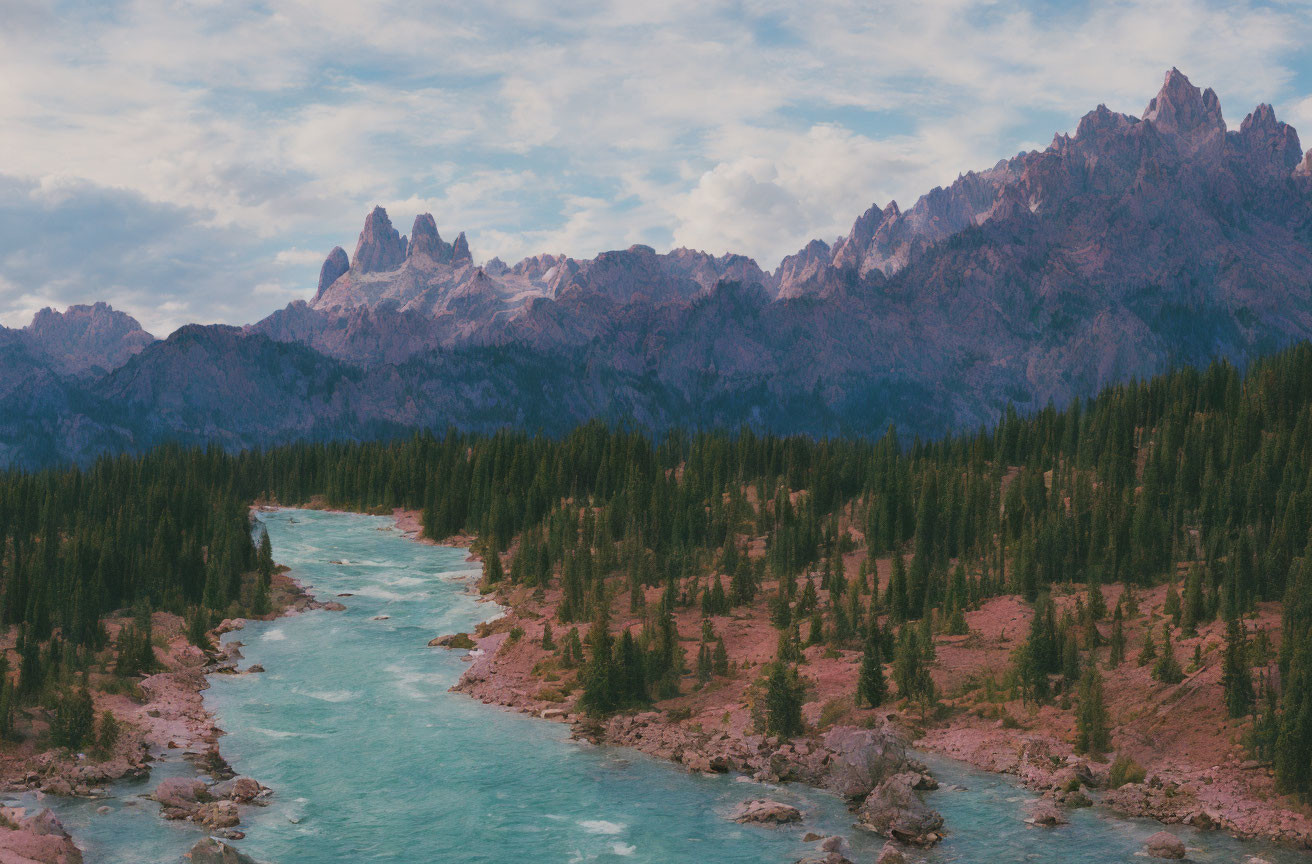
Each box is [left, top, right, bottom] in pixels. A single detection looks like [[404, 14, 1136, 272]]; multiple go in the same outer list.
[[21, 303, 155, 376], [6, 69, 1312, 467]]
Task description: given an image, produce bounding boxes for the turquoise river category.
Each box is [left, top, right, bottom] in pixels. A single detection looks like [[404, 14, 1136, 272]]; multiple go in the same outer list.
[[18, 508, 1307, 862]]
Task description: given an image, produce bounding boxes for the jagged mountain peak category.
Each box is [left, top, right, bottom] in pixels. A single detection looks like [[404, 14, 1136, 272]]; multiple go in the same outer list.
[[20, 302, 155, 376], [11, 67, 1312, 467], [451, 231, 472, 265], [1142, 67, 1222, 129], [1233, 103, 1303, 172], [408, 213, 454, 265], [316, 247, 349, 300], [1140, 67, 1225, 158], [353, 206, 408, 273]]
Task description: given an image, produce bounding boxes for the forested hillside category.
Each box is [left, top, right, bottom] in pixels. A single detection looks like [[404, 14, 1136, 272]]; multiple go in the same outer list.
[[4, 343, 1312, 793]]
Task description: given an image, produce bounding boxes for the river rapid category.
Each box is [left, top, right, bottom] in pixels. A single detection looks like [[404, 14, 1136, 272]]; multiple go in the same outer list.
[[22, 509, 1306, 863]]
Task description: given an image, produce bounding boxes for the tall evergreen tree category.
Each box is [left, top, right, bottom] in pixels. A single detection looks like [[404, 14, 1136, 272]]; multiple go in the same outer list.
[[856, 618, 887, 708]]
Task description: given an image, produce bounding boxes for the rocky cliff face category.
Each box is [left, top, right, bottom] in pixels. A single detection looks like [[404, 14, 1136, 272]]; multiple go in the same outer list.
[[351, 206, 408, 274], [17, 302, 154, 376], [5, 69, 1312, 468]]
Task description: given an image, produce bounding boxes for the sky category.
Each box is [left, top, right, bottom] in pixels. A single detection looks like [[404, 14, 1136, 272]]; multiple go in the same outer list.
[[1, 0, 1311, 336]]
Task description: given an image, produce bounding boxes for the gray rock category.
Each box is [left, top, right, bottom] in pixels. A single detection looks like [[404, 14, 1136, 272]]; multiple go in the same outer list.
[[1144, 830, 1186, 859], [20, 808, 71, 838], [730, 799, 803, 825], [819, 835, 846, 853], [857, 772, 944, 846], [820, 725, 908, 799], [1027, 802, 1067, 826], [151, 777, 207, 810], [875, 842, 905, 864], [209, 777, 265, 803], [186, 837, 258, 864]]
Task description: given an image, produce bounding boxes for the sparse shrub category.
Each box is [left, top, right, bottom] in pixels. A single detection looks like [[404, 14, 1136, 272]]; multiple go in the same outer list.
[[1108, 754, 1146, 788]]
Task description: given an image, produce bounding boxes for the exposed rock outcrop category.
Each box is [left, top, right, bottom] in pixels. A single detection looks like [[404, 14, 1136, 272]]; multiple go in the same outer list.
[[820, 725, 908, 799], [151, 776, 208, 812], [730, 799, 802, 825], [874, 841, 905, 864], [316, 247, 350, 300], [856, 772, 944, 846], [0, 808, 83, 864], [352, 206, 408, 273], [407, 214, 453, 265], [186, 837, 258, 864], [20, 302, 154, 376], [1144, 830, 1187, 859]]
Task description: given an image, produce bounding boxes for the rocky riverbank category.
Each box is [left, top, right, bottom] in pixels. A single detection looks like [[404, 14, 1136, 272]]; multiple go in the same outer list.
[[919, 721, 1312, 847], [453, 625, 945, 853], [434, 517, 1312, 854], [0, 508, 347, 861]]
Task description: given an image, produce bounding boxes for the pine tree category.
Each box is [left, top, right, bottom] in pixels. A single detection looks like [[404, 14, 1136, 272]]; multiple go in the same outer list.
[[50, 687, 94, 750], [578, 609, 618, 716], [1152, 624, 1184, 684], [887, 554, 909, 623], [251, 572, 271, 616], [763, 662, 805, 738], [185, 606, 211, 651], [696, 641, 712, 684], [256, 530, 274, 583], [1061, 626, 1081, 685], [806, 610, 824, 647], [1221, 612, 1254, 718], [95, 710, 121, 756], [481, 549, 504, 588], [1163, 580, 1182, 625], [616, 629, 648, 706], [1074, 665, 1111, 756], [1108, 606, 1126, 668], [1181, 565, 1205, 637], [712, 638, 729, 676], [541, 621, 555, 650], [1275, 630, 1312, 795], [561, 627, 583, 668], [1137, 627, 1157, 667], [857, 618, 887, 708], [1085, 572, 1107, 621], [893, 626, 922, 700]]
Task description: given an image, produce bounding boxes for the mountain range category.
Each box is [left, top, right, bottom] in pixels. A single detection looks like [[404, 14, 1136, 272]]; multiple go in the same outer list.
[[4, 68, 1312, 469]]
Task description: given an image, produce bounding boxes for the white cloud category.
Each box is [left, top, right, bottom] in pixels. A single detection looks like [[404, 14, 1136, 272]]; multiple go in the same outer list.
[[273, 248, 327, 267], [0, 0, 1309, 328]]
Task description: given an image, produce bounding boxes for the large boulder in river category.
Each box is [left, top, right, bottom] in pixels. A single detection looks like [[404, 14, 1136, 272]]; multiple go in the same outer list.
[[186, 837, 258, 864], [857, 772, 944, 846], [875, 841, 905, 864], [730, 799, 802, 825], [1026, 801, 1067, 826], [429, 632, 477, 649], [794, 855, 853, 864], [152, 777, 208, 811], [210, 776, 266, 803], [1144, 831, 1186, 859], [194, 800, 240, 829], [821, 725, 908, 799]]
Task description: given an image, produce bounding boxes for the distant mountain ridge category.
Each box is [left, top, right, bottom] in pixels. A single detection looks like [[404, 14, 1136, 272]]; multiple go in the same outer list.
[[5, 68, 1312, 468]]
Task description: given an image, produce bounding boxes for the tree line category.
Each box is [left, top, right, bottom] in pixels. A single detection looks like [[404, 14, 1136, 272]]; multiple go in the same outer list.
[[1, 343, 1312, 793]]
